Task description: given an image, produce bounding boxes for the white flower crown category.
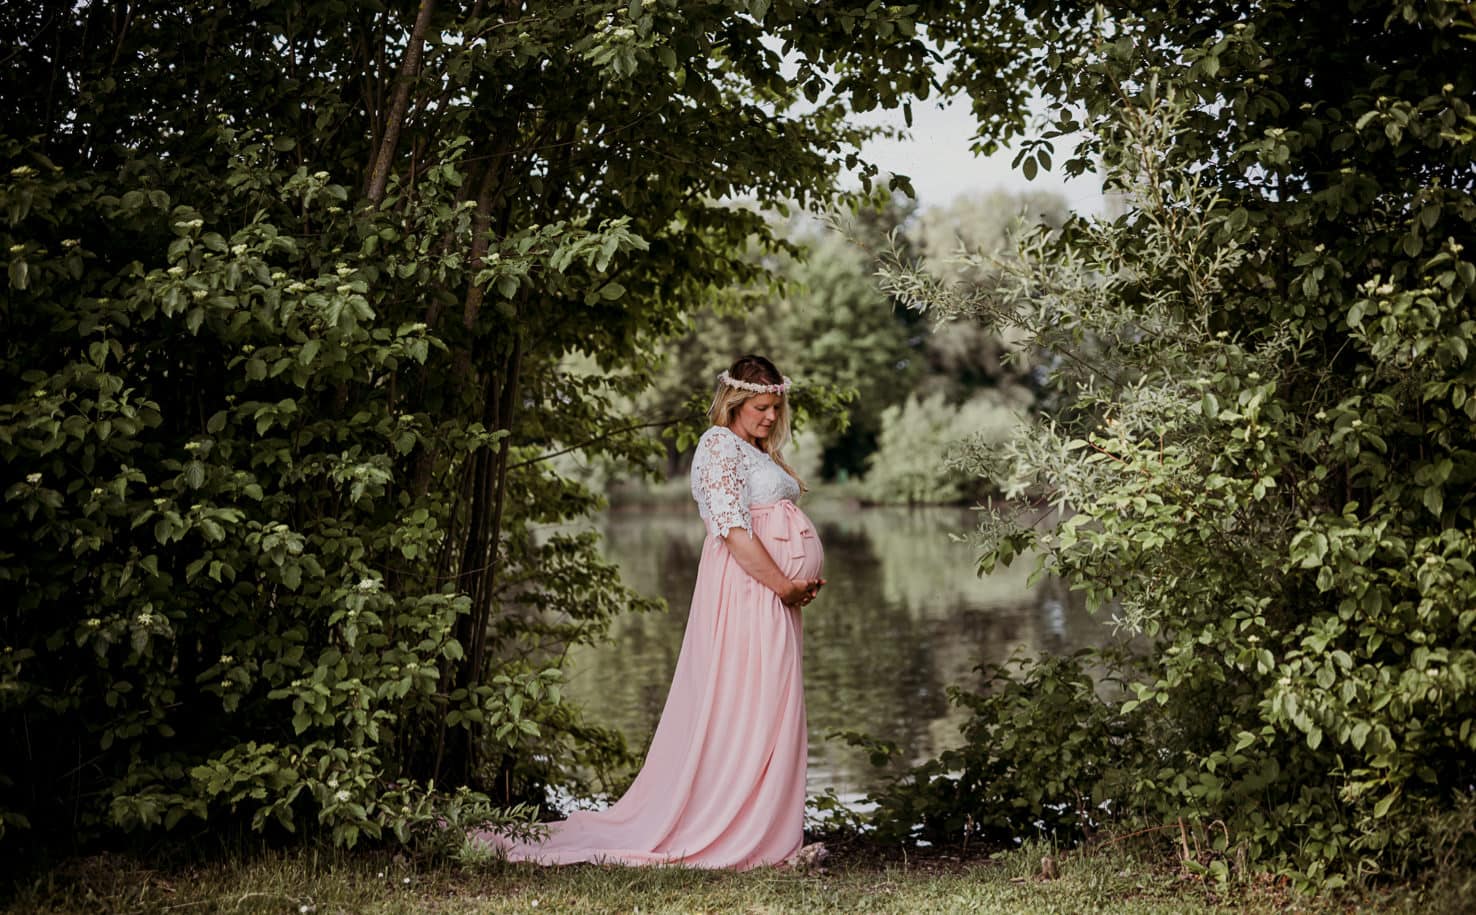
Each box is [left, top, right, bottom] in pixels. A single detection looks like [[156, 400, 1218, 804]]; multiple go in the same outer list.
[[718, 370, 791, 395]]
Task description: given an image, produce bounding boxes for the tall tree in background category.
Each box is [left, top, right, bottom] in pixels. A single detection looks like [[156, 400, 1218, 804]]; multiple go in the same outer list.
[[634, 187, 1078, 487], [0, 0, 961, 850], [908, 190, 1069, 402], [630, 196, 924, 483]]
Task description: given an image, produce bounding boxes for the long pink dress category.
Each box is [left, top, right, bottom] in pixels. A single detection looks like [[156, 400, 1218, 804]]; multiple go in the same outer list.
[[471, 424, 823, 869]]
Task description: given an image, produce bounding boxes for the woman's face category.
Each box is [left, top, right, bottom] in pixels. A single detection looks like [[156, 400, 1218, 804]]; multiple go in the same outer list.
[[732, 393, 780, 445]]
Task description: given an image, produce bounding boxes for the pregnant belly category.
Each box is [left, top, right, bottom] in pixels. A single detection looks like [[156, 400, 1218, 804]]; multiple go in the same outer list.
[[751, 500, 824, 580]]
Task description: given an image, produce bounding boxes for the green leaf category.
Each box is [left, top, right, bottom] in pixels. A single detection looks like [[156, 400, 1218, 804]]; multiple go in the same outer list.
[[1291, 530, 1328, 568], [1423, 485, 1443, 516], [1373, 791, 1398, 818], [1201, 392, 1219, 419]]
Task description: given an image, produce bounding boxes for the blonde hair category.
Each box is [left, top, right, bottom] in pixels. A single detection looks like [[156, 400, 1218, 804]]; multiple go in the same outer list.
[[707, 354, 807, 493]]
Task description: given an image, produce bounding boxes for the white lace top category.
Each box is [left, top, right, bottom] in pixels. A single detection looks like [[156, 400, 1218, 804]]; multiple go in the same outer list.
[[689, 425, 802, 538]]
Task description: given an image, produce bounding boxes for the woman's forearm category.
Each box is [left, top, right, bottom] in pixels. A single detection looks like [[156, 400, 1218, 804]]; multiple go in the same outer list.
[[721, 528, 800, 601]]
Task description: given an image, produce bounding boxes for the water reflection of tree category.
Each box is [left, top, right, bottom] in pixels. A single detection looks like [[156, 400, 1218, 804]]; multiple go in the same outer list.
[[803, 520, 949, 794], [560, 500, 1119, 801], [562, 508, 702, 755], [855, 505, 1040, 617]]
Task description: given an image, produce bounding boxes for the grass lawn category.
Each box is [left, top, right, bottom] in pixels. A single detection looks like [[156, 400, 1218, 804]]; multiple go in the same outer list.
[[10, 838, 1459, 914]]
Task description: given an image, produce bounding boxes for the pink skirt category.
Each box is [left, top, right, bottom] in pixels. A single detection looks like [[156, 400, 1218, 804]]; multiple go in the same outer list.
[[471, 499, 824, 869]]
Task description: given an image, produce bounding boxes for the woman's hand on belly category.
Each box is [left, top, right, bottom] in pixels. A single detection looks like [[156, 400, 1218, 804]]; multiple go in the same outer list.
[[784, 577, 825, 609]]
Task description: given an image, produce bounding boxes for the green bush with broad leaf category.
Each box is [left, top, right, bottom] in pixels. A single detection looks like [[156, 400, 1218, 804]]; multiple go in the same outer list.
[[0, 0, 960, 855], [0, 135, 631, 850], [863, 0, 1476, 885], [860, 651, 1139, 847]]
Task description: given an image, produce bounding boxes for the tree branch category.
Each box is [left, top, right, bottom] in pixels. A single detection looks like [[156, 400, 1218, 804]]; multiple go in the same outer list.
[[505, 413, 701, 470], [366, 0, 436, 204]]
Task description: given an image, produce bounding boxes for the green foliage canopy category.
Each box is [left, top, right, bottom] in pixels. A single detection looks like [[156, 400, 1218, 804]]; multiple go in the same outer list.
[[0, 0, 963, 851], [870, 0, 1476, 883]]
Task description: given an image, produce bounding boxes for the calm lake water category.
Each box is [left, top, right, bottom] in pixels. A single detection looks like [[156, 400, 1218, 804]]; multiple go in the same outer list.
[[559, 494, 1114, 812]]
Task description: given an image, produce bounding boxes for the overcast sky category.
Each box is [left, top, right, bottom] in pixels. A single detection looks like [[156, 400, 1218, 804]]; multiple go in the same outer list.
[[848, 93, 1106, 216]]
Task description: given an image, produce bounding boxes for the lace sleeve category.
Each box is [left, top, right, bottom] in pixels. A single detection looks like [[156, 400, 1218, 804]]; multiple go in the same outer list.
[[692, 429, 751, 539]]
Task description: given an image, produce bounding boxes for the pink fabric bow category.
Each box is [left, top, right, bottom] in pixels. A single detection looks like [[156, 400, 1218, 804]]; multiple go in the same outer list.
[[752, 499, 811, 549], [755, 495, 814, 569]]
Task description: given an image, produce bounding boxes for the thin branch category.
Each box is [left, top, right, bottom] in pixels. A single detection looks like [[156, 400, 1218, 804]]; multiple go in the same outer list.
[[505, 413, 700, 470]]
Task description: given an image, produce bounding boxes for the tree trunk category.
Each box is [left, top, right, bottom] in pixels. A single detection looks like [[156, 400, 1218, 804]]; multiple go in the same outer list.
[[365, 0, 436, 204]]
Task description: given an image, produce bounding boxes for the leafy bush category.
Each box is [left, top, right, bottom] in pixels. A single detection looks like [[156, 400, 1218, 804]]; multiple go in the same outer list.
[[871, 0, 1476, 884], [0, 135, 646, 848], [862, 651, 1139, 847], [1, 0, 973, 856]]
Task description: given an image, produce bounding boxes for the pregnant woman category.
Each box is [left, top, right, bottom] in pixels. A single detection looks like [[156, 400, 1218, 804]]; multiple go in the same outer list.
[[471, 354, 826, 869]]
